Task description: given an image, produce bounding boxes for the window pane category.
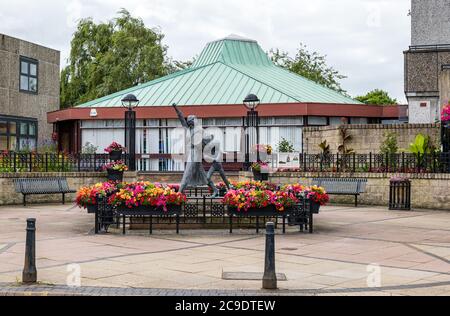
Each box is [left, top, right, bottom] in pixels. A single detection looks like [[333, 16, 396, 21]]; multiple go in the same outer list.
[[30, 63, 37, 76], [9, 122, 16, 135], [29, 77, 37, 92], [29, 123, 36, 136], [20, 75, 29, 90], [9, 136, 17, 151], [0, 136, 7, 151], [21, 61, 28, 74], [20, 122, 28, 135], [0, 121, 7, 134]]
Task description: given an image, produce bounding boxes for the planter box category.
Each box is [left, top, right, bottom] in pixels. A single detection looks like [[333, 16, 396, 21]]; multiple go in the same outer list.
[[109, 151, 123, 161], [107, 169, 124, 182], [87, 204, 97, 214], [309, 201, 321, 214], [227, 205, 286, 217], [252, 170, 269, 181], [116, 205, 183, 216]]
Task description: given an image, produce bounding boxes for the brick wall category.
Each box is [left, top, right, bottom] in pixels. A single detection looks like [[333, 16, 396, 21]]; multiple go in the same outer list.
[[239, 171, 450, 211], [303, 124, 441, 154]]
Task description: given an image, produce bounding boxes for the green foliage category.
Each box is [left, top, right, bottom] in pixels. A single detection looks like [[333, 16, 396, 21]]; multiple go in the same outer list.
[[270, 44, 347, 95], [355, 89, 398, 105], [61, 9, 168, 108], [165, 58, 195, 74], [337, 126, 354, 154], [380, 132, 398, 155], [278, 138, 295, 153], [318, 140, 330, 155], [82, 142, 99, 154], [408, 134, 431, 155]]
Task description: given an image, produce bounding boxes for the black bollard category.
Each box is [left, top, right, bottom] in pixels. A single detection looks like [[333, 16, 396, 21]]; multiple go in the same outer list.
[[22, 218, 37, 284], [262, 222, 277, 290]]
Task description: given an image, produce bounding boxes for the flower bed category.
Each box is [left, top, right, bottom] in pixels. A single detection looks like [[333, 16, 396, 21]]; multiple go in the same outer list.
[[76, 182, 116, 213], [222, 186, 298, 212], [108, 182, 186, 212]]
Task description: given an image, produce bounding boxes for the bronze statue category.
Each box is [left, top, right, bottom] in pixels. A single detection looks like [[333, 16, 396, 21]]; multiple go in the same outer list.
[[172, 103, 219, 196]]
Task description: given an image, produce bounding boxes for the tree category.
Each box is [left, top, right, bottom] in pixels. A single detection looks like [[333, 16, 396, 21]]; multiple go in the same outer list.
[[355, 89, 398, 105], [270, 44, 347, 95], [380, 132, 398, 155], [277, 138, 294, 153], [165, 58, 195, 74], [60, 9, 168, 108]]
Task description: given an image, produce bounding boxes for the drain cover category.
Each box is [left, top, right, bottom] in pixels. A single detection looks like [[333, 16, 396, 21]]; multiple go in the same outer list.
[[222, 272, 287, 281]]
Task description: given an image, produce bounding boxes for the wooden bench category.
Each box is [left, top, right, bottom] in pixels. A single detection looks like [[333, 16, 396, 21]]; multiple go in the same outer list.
[[14, 178, 76, 206], [312, 178, 367, 207]]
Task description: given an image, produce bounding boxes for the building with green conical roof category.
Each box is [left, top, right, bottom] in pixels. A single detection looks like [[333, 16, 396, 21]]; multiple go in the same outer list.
[[48, 35, 400, 171]]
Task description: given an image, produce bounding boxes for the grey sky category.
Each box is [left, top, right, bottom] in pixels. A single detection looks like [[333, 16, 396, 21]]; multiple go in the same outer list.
[[0, 0, 411, 103]]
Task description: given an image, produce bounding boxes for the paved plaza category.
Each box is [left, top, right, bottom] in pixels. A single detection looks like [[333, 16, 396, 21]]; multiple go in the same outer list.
[[0, 204, 449, 296]]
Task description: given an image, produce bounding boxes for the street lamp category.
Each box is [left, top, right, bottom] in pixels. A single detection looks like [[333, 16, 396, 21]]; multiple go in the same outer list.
[[243, 94, 260, 170], [122, 94, 139, 171]]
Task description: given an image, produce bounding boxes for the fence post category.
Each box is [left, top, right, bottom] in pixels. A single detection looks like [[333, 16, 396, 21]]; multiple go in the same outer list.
[[369, 152, 372, 172], [13, 152, 17, 172], [336, 153, 339, 172], [78, 153, 81, 172], [353, 153, 356, 172], [303, 153, 307, 171], [94, 154, 97, 172], [262, 222, 277, 290], [22, 218, 37, 284], [45, 153, 48, 172], [29, 153, 32, 172], [61, 153, 65, 172]]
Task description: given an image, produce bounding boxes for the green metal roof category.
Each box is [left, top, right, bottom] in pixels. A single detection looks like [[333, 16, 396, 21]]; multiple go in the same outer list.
[[76, 34, 360, 108]]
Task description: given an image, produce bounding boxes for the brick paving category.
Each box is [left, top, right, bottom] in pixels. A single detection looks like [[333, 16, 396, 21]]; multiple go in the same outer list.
[[0, 204, 449, 296]]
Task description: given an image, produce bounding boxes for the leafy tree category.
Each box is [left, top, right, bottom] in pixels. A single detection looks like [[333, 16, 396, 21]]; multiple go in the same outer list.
[[61, 9, 168, 108], [355, 89, 398, 105], [380, 132, 398, 155], [278, 138, 295, 153], [165, 58, 195, 74], [270, 44, 347, 95]]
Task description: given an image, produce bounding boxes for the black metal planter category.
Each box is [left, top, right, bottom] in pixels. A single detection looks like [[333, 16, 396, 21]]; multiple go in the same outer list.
[[109, 151, 123, 161], [107, 169, 124, 182], [253, 170, 269, 181], [87, 204, 97, 214], [389, 178, 411, 211]]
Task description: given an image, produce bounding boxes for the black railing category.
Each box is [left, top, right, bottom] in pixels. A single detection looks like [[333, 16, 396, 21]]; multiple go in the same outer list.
[[298, 153, 450, 174], [0, 152, 112, 173], [1, 151, 450, 174]]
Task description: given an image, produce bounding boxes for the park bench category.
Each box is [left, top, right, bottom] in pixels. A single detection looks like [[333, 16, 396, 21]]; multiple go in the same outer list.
[[311, 178, 367, 207], [14, 178, 76, 206]]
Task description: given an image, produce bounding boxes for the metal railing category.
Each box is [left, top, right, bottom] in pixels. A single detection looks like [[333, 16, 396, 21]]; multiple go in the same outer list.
[[298, 153, 450, 174], [1, 151, 450, 174]]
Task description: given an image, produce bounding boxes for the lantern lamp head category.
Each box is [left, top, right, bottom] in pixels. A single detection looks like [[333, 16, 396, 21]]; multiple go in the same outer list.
[[243, 94, 260, 111], [121, 94, 140, 110]]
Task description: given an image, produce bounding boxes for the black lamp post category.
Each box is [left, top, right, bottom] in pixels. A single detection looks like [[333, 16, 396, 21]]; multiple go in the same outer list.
[[122, 94, 139, 171], [243, 94, 260, 170]]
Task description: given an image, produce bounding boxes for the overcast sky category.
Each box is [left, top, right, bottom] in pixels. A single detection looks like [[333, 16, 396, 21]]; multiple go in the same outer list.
[[0, 0, 411, 103]]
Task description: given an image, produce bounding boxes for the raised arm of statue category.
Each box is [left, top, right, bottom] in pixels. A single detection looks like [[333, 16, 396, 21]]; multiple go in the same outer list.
[[172, 103, 189, 128]]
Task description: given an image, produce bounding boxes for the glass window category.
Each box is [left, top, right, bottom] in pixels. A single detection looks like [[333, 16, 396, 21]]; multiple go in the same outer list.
[[21, 61, 28, 74], [0, 136, 7, 151], [19, 57, 38, 94], [20, 75, 29, 91], [29, 63, 37, 76], [0, 121, 7, 134], [9, 122, 16, 135], [20, 123, 28, 135], [308, 116, 327, 126], [9, 136, 17, 151], [29, 123, 35, 136]]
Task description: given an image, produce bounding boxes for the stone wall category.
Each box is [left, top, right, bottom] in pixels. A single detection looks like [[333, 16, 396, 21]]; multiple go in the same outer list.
[[0, 34, 60, 141], [0, 171, 240, 205], [303, 123, 441, 154], [239, 171, 450, 211]]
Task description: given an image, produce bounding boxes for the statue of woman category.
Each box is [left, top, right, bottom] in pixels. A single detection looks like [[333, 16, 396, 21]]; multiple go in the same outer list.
[[172, 103, 218, 196]]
